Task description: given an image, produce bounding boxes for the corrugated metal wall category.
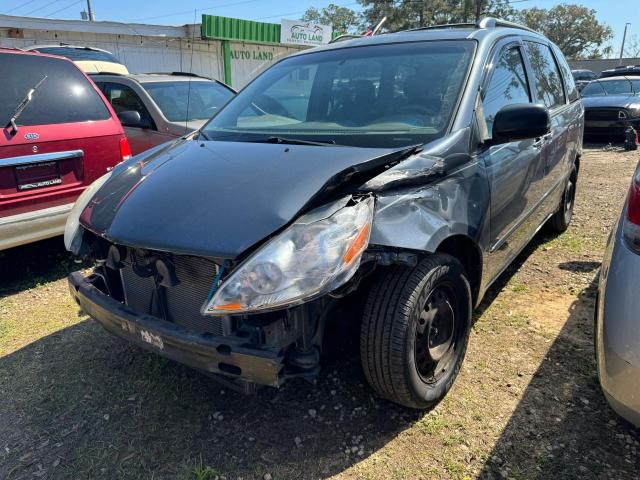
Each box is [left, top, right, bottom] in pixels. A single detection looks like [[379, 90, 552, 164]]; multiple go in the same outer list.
[[0, 28, 224, 81], [201, 15, 280, 43]]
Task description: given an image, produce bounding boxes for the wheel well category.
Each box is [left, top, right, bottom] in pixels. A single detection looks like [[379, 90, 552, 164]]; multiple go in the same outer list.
[[575, 155, 580, 173], [436, 235, 482, 305]]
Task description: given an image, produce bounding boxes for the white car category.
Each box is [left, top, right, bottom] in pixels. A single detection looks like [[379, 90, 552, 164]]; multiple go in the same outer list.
[[24, 44, 128, 74]]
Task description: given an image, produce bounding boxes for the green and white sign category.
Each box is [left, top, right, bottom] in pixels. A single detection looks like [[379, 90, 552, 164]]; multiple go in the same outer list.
[[280, 19, 332, 47]]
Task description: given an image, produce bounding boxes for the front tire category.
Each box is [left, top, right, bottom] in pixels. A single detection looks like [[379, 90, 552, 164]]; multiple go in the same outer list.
[[360, 254, 472, 409]]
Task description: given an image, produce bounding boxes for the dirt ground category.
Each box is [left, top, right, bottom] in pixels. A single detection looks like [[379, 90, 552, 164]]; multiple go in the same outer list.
[[1, 145, 639, 480]]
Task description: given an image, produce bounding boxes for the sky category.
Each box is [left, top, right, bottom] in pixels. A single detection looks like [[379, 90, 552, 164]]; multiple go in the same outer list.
[[1, 0, 638, 56]]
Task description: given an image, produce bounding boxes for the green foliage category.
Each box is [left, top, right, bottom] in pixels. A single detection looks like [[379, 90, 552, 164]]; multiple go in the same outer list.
[[357, 0, 516, 31], [515, 5, 613, 59], [301, 3, 364, 36]]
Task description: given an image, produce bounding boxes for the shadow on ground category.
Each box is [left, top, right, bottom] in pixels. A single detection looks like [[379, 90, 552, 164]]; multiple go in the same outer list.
[[2, 229, 637, 479], [0, 237, 88, 296], [0, 232, 546, 480], [0, 293, 420, 479], [478, 276, 640, 479]]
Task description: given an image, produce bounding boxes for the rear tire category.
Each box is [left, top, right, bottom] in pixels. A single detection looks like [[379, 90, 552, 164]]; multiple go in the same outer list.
[[548, 163, 578, 233], [360, 254, 472, 409]]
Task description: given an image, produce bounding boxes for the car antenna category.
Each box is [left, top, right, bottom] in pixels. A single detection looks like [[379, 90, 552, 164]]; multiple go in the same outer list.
[[372, 16, 387, 35], [184, 8, 197, 136]]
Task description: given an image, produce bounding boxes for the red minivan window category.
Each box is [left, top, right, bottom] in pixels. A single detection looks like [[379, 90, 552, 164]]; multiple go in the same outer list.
[[0, 50, 127, 251], [1, 53, 111, 126]]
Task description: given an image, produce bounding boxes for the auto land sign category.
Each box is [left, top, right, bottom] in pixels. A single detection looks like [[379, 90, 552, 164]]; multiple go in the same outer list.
[[280, 19, 332, 47]]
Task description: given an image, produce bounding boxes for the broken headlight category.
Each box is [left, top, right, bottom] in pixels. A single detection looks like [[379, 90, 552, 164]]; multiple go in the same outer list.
[[64, 171, 112, 253], [202, 196, 375, 316]]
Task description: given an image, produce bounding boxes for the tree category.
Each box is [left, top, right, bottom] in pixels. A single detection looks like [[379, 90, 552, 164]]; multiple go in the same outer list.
[[624, 35, 640, 59], [357, 0, 516, 32], [515, 5, 613, 59], [301, 4, 363, 36]]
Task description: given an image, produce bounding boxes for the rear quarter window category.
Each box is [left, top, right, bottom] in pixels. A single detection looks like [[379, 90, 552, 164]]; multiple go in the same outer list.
[[0, 52, 111, 126]]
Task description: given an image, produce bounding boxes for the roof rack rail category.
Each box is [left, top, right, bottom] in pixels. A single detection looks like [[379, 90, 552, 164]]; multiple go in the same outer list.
[[406, 17, 537, 34], [143, 71, 211, 79], [476, 17, 538, 34], [329, 34, 363, 44], [87, 71, 125, 76]]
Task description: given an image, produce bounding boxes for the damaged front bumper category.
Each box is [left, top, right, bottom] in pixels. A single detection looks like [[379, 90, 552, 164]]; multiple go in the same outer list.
[[68, 271, 285, 387]]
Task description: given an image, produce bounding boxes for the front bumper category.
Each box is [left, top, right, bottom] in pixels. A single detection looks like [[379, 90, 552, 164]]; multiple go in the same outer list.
[[584, 116, 640, 137], [68, 271, 285, 387], [0, 202, 73, 251], [596, 219, 640, 427]]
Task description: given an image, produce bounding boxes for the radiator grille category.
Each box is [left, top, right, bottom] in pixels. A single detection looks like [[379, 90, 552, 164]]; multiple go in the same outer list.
[[585, 108, 627, 121], [120, 252, 223, 336]]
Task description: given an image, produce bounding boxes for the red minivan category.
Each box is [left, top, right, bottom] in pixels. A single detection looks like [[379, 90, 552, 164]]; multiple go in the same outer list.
[[0, 48, 131, 251]]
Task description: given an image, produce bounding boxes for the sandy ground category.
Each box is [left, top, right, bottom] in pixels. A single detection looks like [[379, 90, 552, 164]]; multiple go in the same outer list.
[[0, 145, 638, 480]]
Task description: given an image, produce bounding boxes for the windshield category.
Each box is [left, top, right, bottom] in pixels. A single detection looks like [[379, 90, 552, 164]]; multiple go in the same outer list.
[[34, 47, 121, 63], [202, 41, 475, 147], [582, 79, 640, 96], [143, 81, 235, 123]]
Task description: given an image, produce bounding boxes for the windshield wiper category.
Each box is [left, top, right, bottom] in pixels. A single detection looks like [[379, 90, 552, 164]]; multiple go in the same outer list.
[[5, 75, 48, 135], [260, 136, 336, 146]]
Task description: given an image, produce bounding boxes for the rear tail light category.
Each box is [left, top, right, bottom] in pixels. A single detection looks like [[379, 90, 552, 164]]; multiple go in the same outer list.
[[119, 137, 132, 161], [623, 168, 640, 253]]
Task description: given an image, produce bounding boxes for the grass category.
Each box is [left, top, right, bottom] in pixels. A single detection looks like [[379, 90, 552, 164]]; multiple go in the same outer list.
[[1, 148, 640, 480]]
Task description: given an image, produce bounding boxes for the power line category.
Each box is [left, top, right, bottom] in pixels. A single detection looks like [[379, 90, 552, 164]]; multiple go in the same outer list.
[[3, 0, 40, 14], [45, 0, 83, 17], [130, 0, 261, 23], [22, 0, 61, 17]]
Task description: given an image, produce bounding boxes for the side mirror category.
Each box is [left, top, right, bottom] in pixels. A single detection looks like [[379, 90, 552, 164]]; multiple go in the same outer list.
[[492, 103, 550, 144], [117, 110, 142, 128]]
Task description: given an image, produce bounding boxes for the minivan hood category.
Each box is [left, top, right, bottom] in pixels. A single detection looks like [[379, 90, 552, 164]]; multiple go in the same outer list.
[[81, 139, 411, 259]]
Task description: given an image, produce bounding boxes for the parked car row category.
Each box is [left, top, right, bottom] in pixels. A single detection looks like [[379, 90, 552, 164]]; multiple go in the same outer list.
[[572, 66, 640, 143], [1, 47, 235, 250]]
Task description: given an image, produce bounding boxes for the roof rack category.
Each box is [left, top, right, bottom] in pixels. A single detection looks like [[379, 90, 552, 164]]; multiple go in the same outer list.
[[87, 71, 125, 76], [329, 34, 364, 44], [407, 17, 537, 35]]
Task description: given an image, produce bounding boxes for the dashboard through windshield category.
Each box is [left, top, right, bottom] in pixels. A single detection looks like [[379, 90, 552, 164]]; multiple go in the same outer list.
[[202, 40, 475, 148]]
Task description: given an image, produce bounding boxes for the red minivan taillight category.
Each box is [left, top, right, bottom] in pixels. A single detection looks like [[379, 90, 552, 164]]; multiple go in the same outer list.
[[623, 168, 640, 253], [119, 137, 132, 161]]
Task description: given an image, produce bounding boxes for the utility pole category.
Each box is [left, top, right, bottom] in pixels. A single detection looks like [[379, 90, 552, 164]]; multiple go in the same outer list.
[[86, 0, 95, 21], [620, 23, 631, 64]]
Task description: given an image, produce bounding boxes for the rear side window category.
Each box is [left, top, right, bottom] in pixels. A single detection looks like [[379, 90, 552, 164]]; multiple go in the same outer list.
[[551, 45, 578, 102], [523, 42, 566, 110], [0, 53, 111, 126], [483, 46, 531, 135]]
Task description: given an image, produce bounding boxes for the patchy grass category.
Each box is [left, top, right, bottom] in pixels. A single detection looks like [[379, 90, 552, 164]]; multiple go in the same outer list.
[[1, 147, 639, 480]]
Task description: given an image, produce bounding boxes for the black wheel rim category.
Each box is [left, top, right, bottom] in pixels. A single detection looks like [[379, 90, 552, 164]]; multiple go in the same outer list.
[[564, 176, 576, 223], [415, 283, 458, 382]]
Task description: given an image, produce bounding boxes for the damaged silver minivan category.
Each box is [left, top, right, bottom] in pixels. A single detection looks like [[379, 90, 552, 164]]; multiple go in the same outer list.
[[65, 18, 583, 408]]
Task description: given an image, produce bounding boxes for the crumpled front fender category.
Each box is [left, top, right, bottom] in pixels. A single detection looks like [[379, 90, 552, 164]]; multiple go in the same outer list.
[[369, 159, 489, 253]]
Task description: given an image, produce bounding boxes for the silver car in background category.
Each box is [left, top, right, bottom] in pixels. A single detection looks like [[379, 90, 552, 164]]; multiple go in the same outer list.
[[596, 160, 640, 427], [90, 72, 236, 155]]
